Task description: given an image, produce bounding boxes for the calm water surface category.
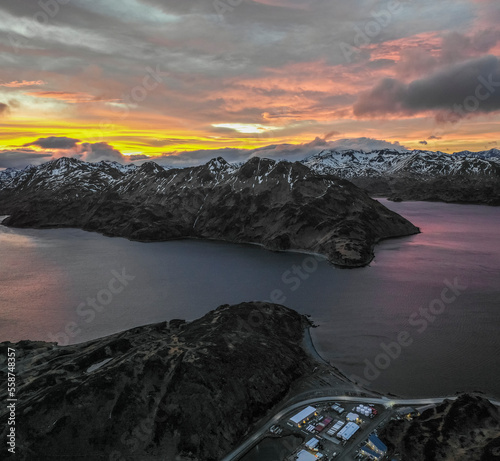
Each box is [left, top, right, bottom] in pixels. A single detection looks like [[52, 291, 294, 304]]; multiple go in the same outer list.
[[0, 200, 499, 398]]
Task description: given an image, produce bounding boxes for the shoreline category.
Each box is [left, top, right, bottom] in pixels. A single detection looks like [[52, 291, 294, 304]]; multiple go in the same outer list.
[[302, 323, 500, 403], [302, 326, 330, 367], [0, 215, 417, 268]]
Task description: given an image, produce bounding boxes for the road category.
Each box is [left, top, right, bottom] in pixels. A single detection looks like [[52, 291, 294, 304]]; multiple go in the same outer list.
[[220, 394, 500, 461]]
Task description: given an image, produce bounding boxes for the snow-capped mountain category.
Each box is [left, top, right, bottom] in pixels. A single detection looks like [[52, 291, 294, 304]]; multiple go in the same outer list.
[[0, 157, 140, 194], [453, 149, 500, 161], [302, 148, 500, 178], [0, 156, 418, 267], [300, 148, 500, 205], [0, 164, 37, 182]]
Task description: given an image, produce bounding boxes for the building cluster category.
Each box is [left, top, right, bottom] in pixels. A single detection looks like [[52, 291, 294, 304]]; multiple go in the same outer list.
[[287, 401, 388, 460]]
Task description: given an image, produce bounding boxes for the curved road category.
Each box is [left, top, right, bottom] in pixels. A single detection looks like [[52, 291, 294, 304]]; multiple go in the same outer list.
[[221, 394, 500, 461]]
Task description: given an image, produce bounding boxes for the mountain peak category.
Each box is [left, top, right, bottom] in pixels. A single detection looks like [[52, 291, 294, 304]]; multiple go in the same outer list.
[[138, 161, 165, 175]]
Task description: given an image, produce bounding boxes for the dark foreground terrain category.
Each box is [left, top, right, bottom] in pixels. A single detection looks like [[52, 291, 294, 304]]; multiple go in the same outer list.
[[0, 303, 317, 461], [381, 394, 500, 460], [2, 304, 499, 460], [0, 156, 419, 267]]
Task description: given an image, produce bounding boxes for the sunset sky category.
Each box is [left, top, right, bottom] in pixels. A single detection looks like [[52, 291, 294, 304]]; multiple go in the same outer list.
[[1, 0, 500, 168]]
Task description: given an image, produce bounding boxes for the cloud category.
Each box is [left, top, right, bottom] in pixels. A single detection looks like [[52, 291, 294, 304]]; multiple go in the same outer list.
[[324, 137, 408, 152], [419, 140, 428, 145], [80, 142, 126, 163], [428, 135, 442, 140], [17, 135, 126, 164], [324, 130, 341, 141], [0, 80, 46, 88], [154, 137, 408, 167], [0, 103, 9, 116], [0, 150, 53, 169], [354, 55, 500, 120], [25, 91, 116, 103], [25, 137, 81, 149], [441, 29, 500, 64], [128, 154, 151, 161], [0, 0, 498, 153]]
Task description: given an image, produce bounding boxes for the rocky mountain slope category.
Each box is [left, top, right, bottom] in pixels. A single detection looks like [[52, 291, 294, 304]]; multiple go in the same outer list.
[[302, 149, 500, 205], [0, 302, 318, 461], [381, 394, 500, 460], [0, 156, 418, 267]]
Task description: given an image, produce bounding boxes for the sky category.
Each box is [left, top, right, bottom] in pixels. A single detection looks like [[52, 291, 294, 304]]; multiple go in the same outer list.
[[0, 0, 500, 168]]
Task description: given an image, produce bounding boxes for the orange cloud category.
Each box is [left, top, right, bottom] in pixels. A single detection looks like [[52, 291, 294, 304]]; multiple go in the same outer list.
[[0, 80, 46, 88], [25, 91, 119, 103]]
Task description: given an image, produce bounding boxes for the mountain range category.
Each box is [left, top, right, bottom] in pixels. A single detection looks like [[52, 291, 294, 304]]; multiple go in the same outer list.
[[302, 148, 500, 204], [0, 156, 418, 267]]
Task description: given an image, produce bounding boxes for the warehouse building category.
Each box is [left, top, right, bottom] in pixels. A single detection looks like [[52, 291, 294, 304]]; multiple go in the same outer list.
[[360, 434, 387, 459], [290, 406, 317, 427], [331, 404, 345, 414], [327, 420, 345, 436], [367, 434, 387, 455], [296, 450, 318, 461], [336, 422, 360, 441], [360, 445, 381, 460], [305, 437, 319, 451]]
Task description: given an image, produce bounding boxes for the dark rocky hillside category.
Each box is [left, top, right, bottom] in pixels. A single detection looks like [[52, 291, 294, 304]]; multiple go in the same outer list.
[[380, 394, 500, 460], [0, 156, 419, 267], [0, 302, 317, 461]]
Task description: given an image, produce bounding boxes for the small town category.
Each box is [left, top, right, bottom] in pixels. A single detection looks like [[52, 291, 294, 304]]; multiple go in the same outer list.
[[269, 400, 421, 461]]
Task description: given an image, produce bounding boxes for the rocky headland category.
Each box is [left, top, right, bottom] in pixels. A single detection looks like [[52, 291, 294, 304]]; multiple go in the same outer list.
[[0, 302, 318, 461], [0, 156, 419, 267]]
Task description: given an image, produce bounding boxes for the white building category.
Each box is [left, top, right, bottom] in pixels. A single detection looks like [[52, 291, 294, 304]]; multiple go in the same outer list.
[[290, 406, 317, 427], [305, 437, 319, 450], [337, 422, 360, 441], [297, 450, 317, 461], [346, 412, 360, 422]]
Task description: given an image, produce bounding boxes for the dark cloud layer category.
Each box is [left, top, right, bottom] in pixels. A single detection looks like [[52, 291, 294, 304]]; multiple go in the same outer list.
[[354, 55, 500, 120], [80, 142, 125, 163], [0, 102, 9, 116], [25, 136, 80, 149], [0, 150, 52, 169], [0, 137, 127, 168]]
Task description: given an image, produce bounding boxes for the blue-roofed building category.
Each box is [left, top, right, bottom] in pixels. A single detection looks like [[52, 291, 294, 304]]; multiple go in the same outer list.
[[367, 434, 387, 456], [360, 445, 381, 460]]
